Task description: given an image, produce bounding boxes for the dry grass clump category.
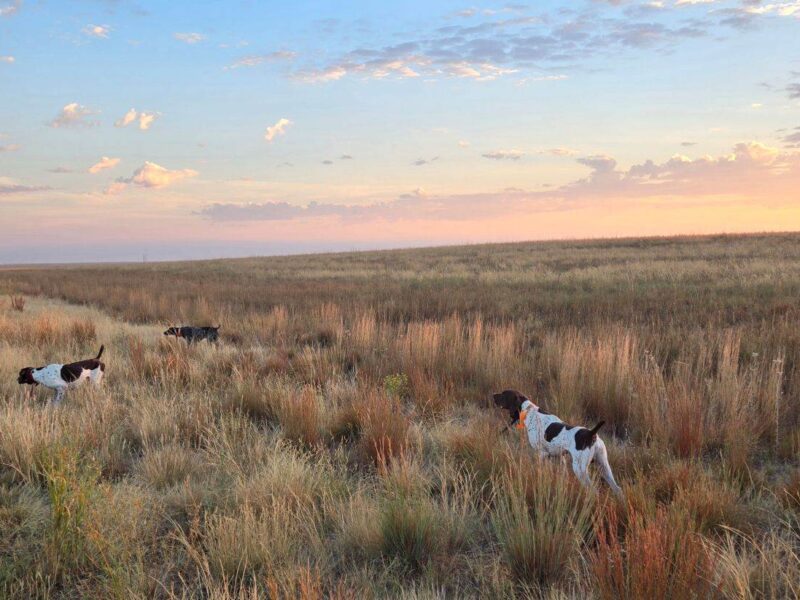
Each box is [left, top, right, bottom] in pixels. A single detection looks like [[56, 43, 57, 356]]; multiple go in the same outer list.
[[491, 461, 596, 586], [133, 444, 205, 490], [356, 392, 414, 468], [276, 385, 326, 448], [713, 525, 800, 599], [589, 503, 713, 600], [440, 415, 510, 487]]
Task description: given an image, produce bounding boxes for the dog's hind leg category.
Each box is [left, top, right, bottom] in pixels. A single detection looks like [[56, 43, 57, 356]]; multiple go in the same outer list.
[[571, 455, 593, 489], [593, 440, 623, 497]]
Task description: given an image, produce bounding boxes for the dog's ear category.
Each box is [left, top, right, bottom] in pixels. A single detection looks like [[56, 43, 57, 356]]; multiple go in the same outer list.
[[17, 367, 35, 385], [493, 390, 525, 412]]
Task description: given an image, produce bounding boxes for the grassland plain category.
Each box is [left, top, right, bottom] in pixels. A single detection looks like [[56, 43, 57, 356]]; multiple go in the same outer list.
[[0, 232, 799, 599]]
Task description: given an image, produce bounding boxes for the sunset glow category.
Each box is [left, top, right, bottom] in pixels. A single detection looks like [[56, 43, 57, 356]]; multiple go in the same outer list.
[[1, 0, 799, 262]]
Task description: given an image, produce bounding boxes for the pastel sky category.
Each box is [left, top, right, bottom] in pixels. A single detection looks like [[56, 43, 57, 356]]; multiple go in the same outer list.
[[1, 0, 799, 263]]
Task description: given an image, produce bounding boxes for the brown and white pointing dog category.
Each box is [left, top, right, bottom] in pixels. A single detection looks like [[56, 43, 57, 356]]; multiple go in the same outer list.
[[493, 389, 622, 496], [17, 345, 106, 405]]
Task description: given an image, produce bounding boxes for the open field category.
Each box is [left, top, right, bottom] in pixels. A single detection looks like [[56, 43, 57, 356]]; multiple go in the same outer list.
[[1, 233, 800, 598]]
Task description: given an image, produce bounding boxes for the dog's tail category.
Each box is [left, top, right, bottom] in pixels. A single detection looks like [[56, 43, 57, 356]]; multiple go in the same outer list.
[[589, 421, 605, 436], [95, 345, 105, 360]]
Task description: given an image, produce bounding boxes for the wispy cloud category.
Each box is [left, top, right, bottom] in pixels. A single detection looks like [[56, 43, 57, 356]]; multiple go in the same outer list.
[[174, 32, 206, 44], [49, 103, 97, 129], [537, 147, 579, 156], [105, 161, 198, 194], [83, 24, 110, 39], [0, 55, 14, 63], [0, 177, 49, 195], [88, 156, 120, 174], [412, 156, 439, 166], [0, 0, 20, 18], [264, 117, 292, 142], [483, 150, 524, 160], [781, 127, 800, 148], [114, 108, 159, 130], [295, 65, 348, 83], [0, 143, 20, 152], [226, 50, 296, 69], [285, 6, 718, 85]]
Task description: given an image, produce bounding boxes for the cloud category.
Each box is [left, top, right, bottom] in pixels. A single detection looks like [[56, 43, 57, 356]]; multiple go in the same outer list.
[[296, 56, 515, 83], [47, 166, 73, 174], [458, 140, 470, 148], [322, 160, 333, 165], [576, 154, 617, 171], [198, 142, 800, 224], [681, 141, 697, 147], [83, 24, 110, 39], [115, 108, 137, 128], [0, 177, 49, 195], [0, 0, 20, 17], [0, 55, 14, 63], [483, 149, 524, 160], [717, 2, 800, 29], [88, 156, 120, 174], [339, 154, 354, 160], [104, 181, 128, 195], [781, 127, 800, 148], [49, 103, 97, 128], [264, 118, 292, 142], [114, 108, 159, 130], [0, 143, 20, 152], [106, 161, 198, 194], [284, 7, 718, 85], [138, 112, 157, 130], [412, 156, 439, 166], [226, 51, 296, 69], [537, 147, 579, 156], [788, 82, 800, 99], [563, 141, 797, 199], [174, 32, 206, 44]]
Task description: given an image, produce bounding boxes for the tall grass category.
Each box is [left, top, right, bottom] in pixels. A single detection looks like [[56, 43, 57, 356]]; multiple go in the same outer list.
[[0, 233, 799, 596]]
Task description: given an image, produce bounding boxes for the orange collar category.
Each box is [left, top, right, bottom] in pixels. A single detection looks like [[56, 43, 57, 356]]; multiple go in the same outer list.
[[516, 409, 528, 430]]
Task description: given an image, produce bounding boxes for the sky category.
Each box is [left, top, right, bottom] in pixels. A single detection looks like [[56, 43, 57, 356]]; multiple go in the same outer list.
[[1, 0, 799, 263]]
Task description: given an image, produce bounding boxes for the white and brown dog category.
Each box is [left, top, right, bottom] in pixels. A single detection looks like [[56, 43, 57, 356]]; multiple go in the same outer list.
[[493, 389, 622, 496], [18, 345, 106, 405]]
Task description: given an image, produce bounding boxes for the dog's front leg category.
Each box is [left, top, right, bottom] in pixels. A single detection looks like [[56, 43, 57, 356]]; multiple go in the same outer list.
[[52, 388, 65, 406]]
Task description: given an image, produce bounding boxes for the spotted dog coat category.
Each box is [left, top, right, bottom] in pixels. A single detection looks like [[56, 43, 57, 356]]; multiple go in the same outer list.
[[17, 345, 106, 405], [493, 389, 622, 495], [163, 326, 220, 344]]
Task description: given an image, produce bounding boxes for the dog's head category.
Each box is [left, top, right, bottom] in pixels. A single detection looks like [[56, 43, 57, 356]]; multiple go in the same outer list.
[[163, 326, 180, 337], [17, 367, 37, 385], [492, 389, 529, 413]]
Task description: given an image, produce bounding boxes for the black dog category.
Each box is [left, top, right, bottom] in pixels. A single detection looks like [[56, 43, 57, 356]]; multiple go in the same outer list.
[[163, 326, 220, 344]]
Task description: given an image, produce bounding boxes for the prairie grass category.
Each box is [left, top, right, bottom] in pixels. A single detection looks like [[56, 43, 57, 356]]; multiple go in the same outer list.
[[1, 233, 800, 596]]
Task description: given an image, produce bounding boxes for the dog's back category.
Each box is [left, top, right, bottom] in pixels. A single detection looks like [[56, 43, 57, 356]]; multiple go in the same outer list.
[[168, 326, 220, 343], [60, 345, 105, 383]]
